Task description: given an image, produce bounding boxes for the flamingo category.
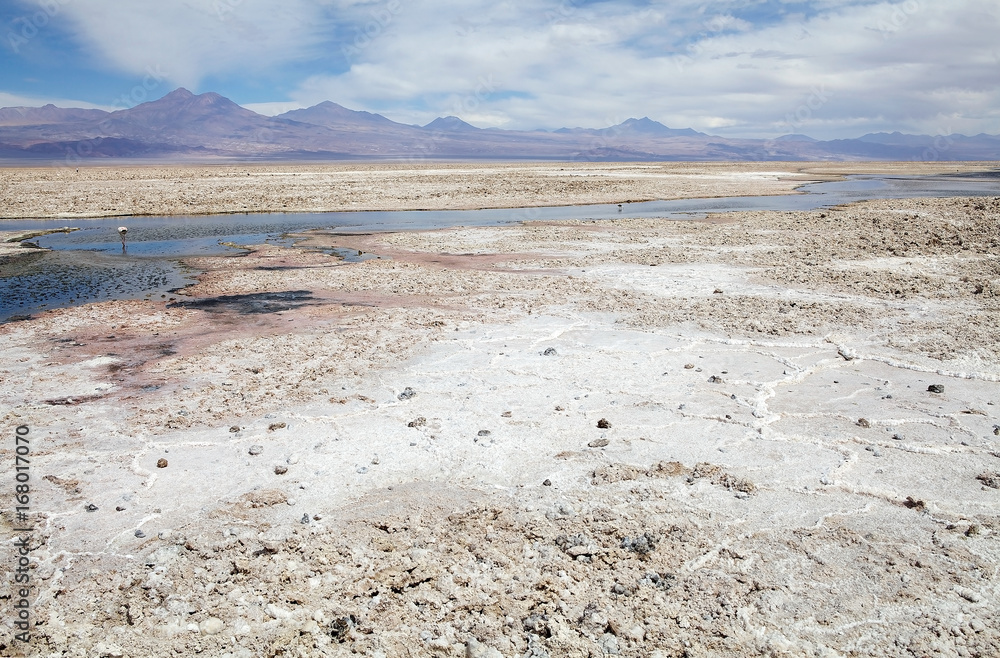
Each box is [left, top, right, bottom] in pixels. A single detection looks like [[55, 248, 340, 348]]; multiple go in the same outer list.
[[118, 226, 128, 252]]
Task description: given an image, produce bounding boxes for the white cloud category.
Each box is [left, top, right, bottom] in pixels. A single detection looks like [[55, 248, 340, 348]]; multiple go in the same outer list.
[[281, 0, 1000, 137], [9, 0, 1000, 138], [40, 0, 340, 89]]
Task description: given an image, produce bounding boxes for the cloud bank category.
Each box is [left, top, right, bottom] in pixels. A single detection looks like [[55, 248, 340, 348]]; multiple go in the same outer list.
[[4, 0, 999, 138]]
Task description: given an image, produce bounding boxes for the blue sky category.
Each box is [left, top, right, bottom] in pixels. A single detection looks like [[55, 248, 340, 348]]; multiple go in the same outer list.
[[2, 0, 998, 138]]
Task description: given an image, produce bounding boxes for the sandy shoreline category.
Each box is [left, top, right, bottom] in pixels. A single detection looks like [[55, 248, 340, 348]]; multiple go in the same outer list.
[[1, 164, 999, 657]]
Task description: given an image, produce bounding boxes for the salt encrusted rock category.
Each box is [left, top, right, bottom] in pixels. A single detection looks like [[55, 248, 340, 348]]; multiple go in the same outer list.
[[248, 445, 263, 455], [265, 603, 292, 620], [398, 387, 417, 400], [199, 617, 224, 636]]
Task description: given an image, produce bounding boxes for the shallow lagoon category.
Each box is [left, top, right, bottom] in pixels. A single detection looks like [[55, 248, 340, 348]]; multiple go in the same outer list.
[[2, 172, 998, 322]]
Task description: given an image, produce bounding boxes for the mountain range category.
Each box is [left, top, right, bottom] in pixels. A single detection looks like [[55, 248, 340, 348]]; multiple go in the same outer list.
[[1, 88, 998, 162]]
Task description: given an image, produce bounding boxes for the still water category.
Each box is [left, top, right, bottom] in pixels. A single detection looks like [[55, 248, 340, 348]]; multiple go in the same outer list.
[[2, 172, 998, 322]]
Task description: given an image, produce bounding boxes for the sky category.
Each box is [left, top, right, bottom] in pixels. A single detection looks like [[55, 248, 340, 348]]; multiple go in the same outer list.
[[1, 0, 998, 139]]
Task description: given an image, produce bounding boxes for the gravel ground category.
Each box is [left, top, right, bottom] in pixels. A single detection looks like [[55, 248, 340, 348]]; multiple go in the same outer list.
[[1, 166, 999, 657]]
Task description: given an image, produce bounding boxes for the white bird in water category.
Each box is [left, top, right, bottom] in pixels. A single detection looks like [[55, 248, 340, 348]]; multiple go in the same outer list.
[[118, 226, 128, 251]]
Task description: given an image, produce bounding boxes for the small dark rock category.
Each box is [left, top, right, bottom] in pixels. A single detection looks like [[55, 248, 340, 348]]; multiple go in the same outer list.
[[116, 506, 125, 512], [477, 429, 491, 437], [330, 616, 356, 642], [522, 613, 551, 636], [398, 387, 417, 400], [501, 411, 512, 418], [268, 422, 287, 431], [229, 426, 240, 433], [928, 384, 945, 394], [713, 289, 723, 294], [857, 418, 871, 428], [597, 418, 611, 429], [85, 504, 98, 512], [640, 571, 676, 591], [134, 530, 145, 538], [588, 438, 610, 448], [542, 347, 558, 356], [684, 363, 695, 369], [543, 479, 552, 486], [249, 445, 263, 455], [621, 532, 659, 555], [976, 472, 1000, 489], [708, 375, 724, 384], [300, 514, 311, 524], [903, 496, 925, 511], [407, 417, 426, 428], [156, 458, 168, 468], [274, 465, 288, 475], [555, 405, 565, 411]]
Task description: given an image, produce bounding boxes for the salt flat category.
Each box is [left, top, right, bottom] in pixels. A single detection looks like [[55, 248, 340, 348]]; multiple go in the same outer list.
[[0, 165, 998, 657]]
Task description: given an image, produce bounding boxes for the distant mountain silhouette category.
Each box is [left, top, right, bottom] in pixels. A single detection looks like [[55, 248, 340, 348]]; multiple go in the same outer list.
[[0, 104, 108, 126], [424, 116, 480, 132], [1, 88, 998, 161], [277, 101, 411, 131]]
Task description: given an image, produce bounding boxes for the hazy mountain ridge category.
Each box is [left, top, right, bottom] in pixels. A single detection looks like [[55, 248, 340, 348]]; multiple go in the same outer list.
[[0, 88, 997, 162]]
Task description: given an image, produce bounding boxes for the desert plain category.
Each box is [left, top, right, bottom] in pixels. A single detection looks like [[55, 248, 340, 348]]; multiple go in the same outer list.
[[1, 161, 999, 657]]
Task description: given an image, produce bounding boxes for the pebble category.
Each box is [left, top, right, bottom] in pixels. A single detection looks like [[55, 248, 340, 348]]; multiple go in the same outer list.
[[85, 503, 98, 512], [265, 603, 292, 620], [955, 586, 982, 603], [596, 418, 611, 429], [543, 479, 552, 486], [588, 438, 610, 448], [684, 363, 695, 369], [928, 384, 945, 394], [300, 514, 310, 524], [398, 387, 417, 400], [229, 426, 240, 433], [249, 445, 263, 455], [156, 458, 168, 468], [542, 347, 558, 356], [274, 465, 288, 475], [466, 638, 504, 658], [857, 418, 871, 428], [134, 529, 146, 538], [199, 617, 225, 636], [477, 429, 491, 437]]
